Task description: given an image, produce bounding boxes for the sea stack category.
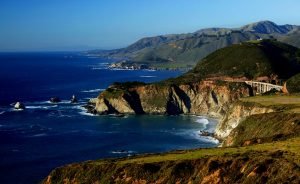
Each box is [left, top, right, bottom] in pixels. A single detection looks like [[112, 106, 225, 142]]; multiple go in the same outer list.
[[14, 102, 25, 110], [50, 97, 61, 103], [70, 95, 78, 103]]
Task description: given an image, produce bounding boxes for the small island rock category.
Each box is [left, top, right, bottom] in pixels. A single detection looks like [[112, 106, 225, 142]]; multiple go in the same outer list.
[[14, 102, 25, 110], [50, 97, 61, 103], [70, 95, 78, 103]]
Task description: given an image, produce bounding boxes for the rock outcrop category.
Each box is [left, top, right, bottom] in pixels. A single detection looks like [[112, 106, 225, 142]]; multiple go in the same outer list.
[[215, 103, 274, 140], [50, 97, 61, 103], [70, 95, 78, 103], [222, 112, 300, 147], [14, 102, 25, 110], [92, 81, 251, 117], [91, 81, 284, 145]]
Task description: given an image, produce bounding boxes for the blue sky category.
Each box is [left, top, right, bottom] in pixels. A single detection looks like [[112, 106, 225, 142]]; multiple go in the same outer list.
[[1, 0, 300, 51]]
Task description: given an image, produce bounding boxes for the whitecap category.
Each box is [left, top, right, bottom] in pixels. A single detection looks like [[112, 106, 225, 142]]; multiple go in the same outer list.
[[36, 100, 70, 105], [91, 67, 106, 70], [78, 111, 96, 116], [59, 114, 73, 118], [72, 105, 96, 116], [0, 111, 5, 115], [12, 108, 24, 112], [27, 106, 48, 109], [31, 133, 47, 137], [111, 150, 136, 154], [174, 129, 219, 145], [29, 101, 51, 105], [72, 105, 84, 110], [140, 75, 157, 78], [198, 135, 219, 144], [195, 117, 209, 125], [109, 68, 134, 71], [195, 117, 210, 129], [81, 88, 105, 93], [97, 62, 109, 65], [26, 106, 43, 109], [58, 100, 71, 104], [27, 105, 58, 110]]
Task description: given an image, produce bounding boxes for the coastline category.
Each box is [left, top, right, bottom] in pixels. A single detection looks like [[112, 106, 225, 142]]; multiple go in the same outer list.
[[83, 101, 221, 146], [42, 94, 300, 183]]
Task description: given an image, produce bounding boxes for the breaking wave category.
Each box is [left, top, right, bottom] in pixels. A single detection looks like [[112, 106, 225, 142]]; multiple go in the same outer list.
[[81, 88, 105, 93]]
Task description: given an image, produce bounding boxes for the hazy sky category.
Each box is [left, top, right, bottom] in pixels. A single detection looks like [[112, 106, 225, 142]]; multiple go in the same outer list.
[[1, 0, 300, 51]]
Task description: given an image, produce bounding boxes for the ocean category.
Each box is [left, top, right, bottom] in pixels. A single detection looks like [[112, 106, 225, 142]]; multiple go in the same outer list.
[[0, 52, 219, 184]]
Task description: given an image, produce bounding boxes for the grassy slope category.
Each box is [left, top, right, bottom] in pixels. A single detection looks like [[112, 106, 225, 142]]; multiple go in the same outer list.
[[117, 137, 300, 165], [166, 40, 300, 84], [240, 95, 300, 113], [44, 138, 300, 184], [278, 30, 300, 48], [218, 95, 300, 148], [195, 40, 299, 78], [287, 73, 300, 94], [226, 112, 300, 147]]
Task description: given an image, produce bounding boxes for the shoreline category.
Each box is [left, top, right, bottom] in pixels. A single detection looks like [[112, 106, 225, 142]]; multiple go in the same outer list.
[[83, 103, 221, 146]]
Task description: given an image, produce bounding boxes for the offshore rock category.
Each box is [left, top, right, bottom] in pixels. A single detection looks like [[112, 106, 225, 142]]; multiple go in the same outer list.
[[14, 102, 25, 110], [50, 97, 61, 103], [70, 95, 78, 103]]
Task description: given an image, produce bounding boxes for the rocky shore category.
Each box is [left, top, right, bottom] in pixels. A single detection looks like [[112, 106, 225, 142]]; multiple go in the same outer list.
[[108, 61, 152, 70]]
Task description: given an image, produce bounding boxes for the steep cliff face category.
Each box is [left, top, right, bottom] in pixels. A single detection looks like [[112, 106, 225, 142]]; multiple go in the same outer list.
[[93, 81, 251, 117], [222, 112, 300, 147], [215, 103, 274, 140]]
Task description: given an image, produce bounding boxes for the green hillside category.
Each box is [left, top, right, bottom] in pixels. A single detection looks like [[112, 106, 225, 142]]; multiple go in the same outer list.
[[173, 40, 300, 83], [287, 73, 300, 93], [278, 30, 300, 48]]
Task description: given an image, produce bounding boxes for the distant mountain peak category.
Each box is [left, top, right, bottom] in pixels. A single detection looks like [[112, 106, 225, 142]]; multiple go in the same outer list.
[[241, 20, 295, 34], [88, 20, 300, 70]]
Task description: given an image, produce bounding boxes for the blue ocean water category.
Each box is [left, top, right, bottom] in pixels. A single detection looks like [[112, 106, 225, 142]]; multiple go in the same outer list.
[[0, 53, 219, 184]]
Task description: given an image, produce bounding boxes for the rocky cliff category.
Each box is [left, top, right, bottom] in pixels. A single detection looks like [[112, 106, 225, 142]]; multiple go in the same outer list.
[[91, 81, 251, 118], [92, 81, 278, 143], [215, 102, 274, 140]]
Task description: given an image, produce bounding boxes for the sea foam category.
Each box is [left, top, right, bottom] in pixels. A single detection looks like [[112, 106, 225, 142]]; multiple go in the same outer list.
[[195, 117, 210, 129], [81, 88, 105, 93], [140, 75, 157, 78]]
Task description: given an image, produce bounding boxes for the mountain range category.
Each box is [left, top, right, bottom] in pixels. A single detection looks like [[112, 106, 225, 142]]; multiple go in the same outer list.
[[87, 20, 300, 69]]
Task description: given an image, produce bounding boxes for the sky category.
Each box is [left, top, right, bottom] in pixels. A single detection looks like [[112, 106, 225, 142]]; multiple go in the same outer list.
[[1, 0, 300, 52]]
